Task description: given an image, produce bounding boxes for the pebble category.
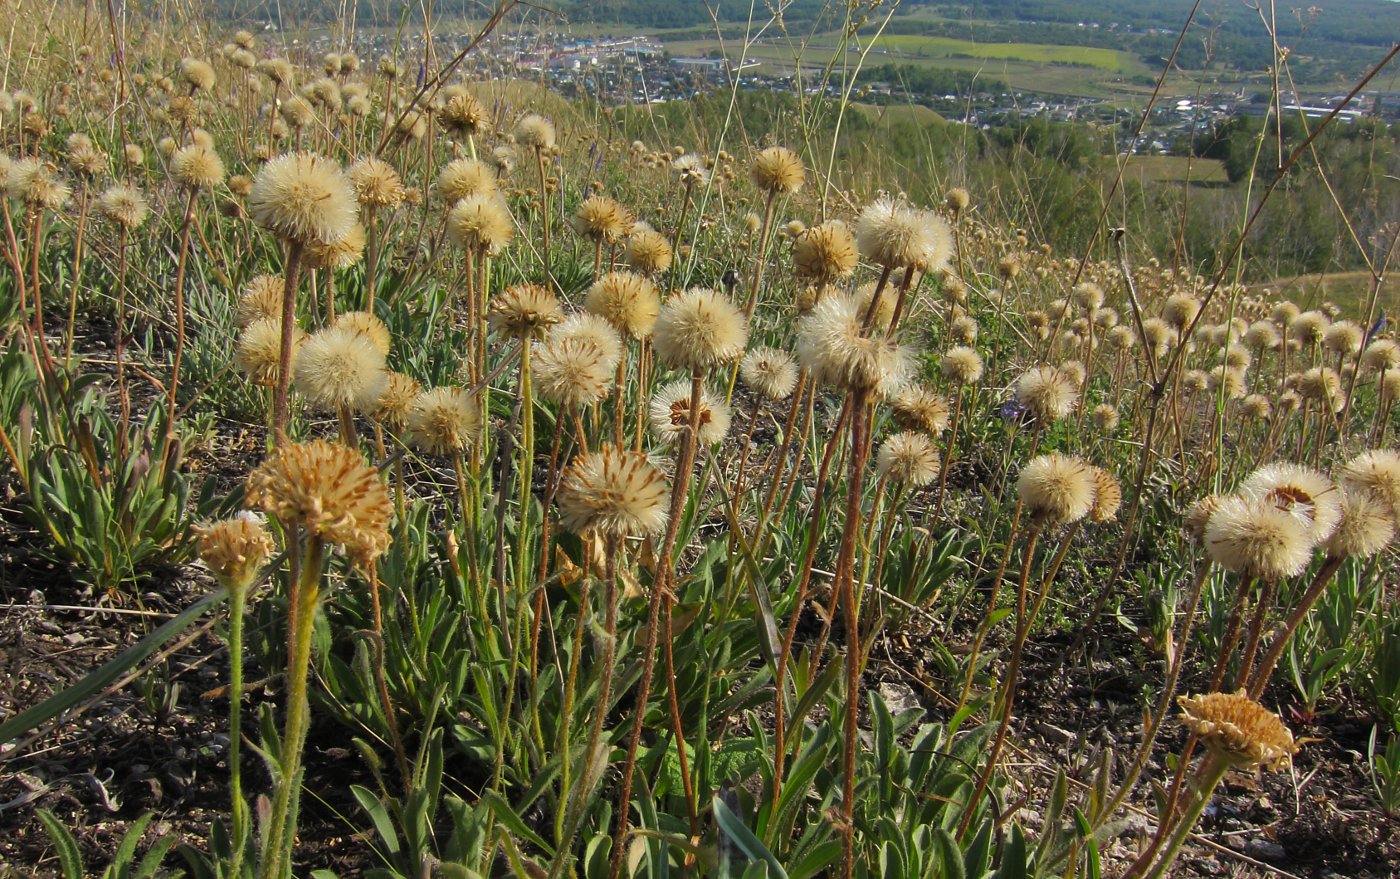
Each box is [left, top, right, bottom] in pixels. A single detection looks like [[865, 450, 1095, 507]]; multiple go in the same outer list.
[[1244, 839, 1287, 861]]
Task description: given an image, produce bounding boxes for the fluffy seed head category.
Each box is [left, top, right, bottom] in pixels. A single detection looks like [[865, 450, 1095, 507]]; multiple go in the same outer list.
[[649, 380, 732, 446], [1324, 320, 1364, 356], [1092, 403, 1120, 432], [198, 514, 273, 589], [489, 284, 562, 339], [941, 346, 984, 385], [349, 157, 405, 208], [1163, 293, 1200, 331], [237, 318, 306, 386], [257, 57, 295, 86], [436, 157, 497, 203], [1324, 489, 1396, 559], [793, 220, 858, 282], [856, 197, 953, 271], [372, 372, 422, 433], [1089, 467, 1122, 522], [408, 387, 480, 456], [97, 185, 149, 229], [1296, 367, 1343, 411], [446, 193, 515, 255], [1339, 449, 1400, 521], [179, 57, 216, 92], [556, 446, 668, 538], [652, 288, 748, 373], [585, 271, 660, 339], [877, 431, 941, 487], [1177, 691, 1298, 770], [1073, 282, 1105, 311], [1271, 301, 1301, 326], [751, 146, 805, 194], [1290, 310, 1329, 344], [1240, 463, 1341, 544], [237, 275, 285, 327], [892, 385, 951, 436], [1241, 394, 1272, 420], [572, 195, 633, 245], [440, 88, 485, 135], [1205, 495, 1313, 581], [279, 94, 316, 129], [293, 326, 388, 413], [170, 143, 226, 189], [305, 221, 367, 270], [245, 440, 392, 566], [626, 228, 673, 275], [10, 159, 70, 210], [739, 347, 799, 401], [945, 187, 970, 214], [514, 113, 556, 150], [1382, 369, 1400, 403], [1361, 339, 1400, 373], [1015, 365, 1078, 423], [552, 313, 624, 370], [333, 310, 392, 356], [796, 292, 913, 396], [1185, 494, 1223, 545], [534, 336, 615, 408], [249, 152, 358, 246], [1017, 453, 1097, 527]]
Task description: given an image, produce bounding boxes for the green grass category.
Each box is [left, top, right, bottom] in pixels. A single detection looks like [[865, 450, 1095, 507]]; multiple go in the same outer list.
[[1254, 271, 1400, 314], [1114, 155, 1228, 185], [872, 34, 1133, 72]]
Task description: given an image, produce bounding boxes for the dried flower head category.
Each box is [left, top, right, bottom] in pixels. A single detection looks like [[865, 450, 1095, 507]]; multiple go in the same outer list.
[[585, 271, 660, 340], [534, 336, 615, 408], [1205, 495, 1313, 581], [305, 221, 367, 270], [556, 445, 668, 538], [1296, 367, 1343, 412], [1017, 453, 1097, 527], [237, 318, 306, 386], [1290, 310, 1329, 345], [751, 146, 805, 194], [1092, 403, 1120, 432], [349, 156, 405, 209], [892, 385, 951, 436], [237, 275, 285, 328], [1323, 321, 1364, 356], [941, 346, 984, 385], [97, 185, 149, 230], [170, 143, 226, 190], [572, 195, 633, 245], [9, 159, 70, 210], [249, 152, 358, 246], [294, 326, 388, 413], [1177, 691, 1298, 769], [1163, 293, 1200, 331], [739, 347, 799, 401], [793, 220, 858, 282], [652, 288, 748, 373], [372, 372, 422, 433], [245, 440, 392, 565], [279, 94, 316, 129], [1015, 365, 1078, 423], [333, 310, 392, 356], [1240, 463, 1341, 545], [1089, 467, 1122, 522], [407, 387, 480, 456], [179, 57, 216, 92], [552, 313, 624, 370], [440, 87, 485, 135], [649, 380, 731, 446], [198, 514, 273, 589], [489, 284, 562, 339], [876, 431, 941, 487], [446, 193, 515, 256], [515, 113, 556, 150], [1339, 449, 1400, 521], [1324, 488, 1396, 559], [945, 187, 970, 214], [436, 157, 497, 203], [1241, 394, 1272, 420], [856, 197, 952, 271], [796, 292, 912, 396], [626, 228, 673, 275]]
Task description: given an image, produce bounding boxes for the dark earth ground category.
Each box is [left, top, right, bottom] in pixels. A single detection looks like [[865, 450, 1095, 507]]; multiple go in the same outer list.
[[0, 326, 1396, 877]]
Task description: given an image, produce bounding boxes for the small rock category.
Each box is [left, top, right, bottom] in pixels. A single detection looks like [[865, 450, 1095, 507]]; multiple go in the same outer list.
[[1244, 839, 1286, 862]]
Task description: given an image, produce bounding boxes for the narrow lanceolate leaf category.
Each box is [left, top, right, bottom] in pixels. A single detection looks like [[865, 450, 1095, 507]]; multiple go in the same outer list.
[[0, 586, 229, 747]]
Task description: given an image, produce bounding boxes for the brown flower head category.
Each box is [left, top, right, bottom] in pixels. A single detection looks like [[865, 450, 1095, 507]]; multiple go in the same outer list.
[[1177, 691, 1298, 769], [245, 440, 393, 565]]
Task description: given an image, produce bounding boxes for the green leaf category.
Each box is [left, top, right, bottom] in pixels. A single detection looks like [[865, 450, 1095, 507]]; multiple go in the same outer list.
[[351, 785, 402, 859], [36, 810, 85, 879], [713, 795, 787, 879], [483, 791, 555, 858]]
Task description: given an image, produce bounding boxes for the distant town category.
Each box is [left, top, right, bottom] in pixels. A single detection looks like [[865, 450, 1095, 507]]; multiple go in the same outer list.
[[278, 24, 1400, 157]]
